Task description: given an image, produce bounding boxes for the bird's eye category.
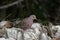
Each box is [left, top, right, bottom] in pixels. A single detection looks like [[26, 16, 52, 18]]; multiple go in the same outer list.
[[33, 16, 35, 18]]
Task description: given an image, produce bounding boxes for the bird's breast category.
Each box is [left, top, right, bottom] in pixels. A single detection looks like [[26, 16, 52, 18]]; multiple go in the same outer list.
[[26, 19, 33, 27]]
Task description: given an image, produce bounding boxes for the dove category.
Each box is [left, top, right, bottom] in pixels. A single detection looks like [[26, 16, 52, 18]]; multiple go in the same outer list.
[[18, 15, 37, 30]]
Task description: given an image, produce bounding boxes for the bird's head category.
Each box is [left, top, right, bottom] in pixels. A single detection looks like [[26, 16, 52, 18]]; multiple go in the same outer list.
[[29, 15, 37, 20]]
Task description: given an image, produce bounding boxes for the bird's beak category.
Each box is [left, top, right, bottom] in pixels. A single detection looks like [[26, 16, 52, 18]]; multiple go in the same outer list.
[[33, 17, 38, 22]]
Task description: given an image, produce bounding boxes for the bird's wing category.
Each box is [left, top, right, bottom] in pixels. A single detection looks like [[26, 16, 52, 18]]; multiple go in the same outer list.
[[19, 20, 28, 27]]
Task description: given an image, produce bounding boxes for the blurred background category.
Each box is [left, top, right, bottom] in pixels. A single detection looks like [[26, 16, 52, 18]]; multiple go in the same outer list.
[[0, 0, 60, 25]]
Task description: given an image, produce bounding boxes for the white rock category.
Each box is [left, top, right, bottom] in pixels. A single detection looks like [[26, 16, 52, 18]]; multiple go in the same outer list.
[[6, 27, 18, 39], [51, 25, 60, 38], [31, 23, 42, 30], [0, 38, 6, 40], [0, 37, 15, 40], [31, 23, 42, 38], [6, 37, 15, 40], [0, 21, 7, 26], [40, 33, 48, 40], [6, 26, 41, 40]]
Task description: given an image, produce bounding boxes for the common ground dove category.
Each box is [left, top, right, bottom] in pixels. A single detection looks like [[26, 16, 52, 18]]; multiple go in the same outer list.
[[18, 15, 37, 30]]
